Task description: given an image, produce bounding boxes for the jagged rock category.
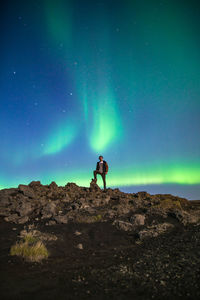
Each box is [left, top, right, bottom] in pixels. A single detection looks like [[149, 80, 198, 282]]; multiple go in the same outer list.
[[184, 211, 200, 224], [168, 210, 200, 225], [113, 220, 134, 231], [18, 184, 35, 198], [61, 193, 71, 203], [0, 195, 11, 206], [0, 207, 11, 217], [4, 214, 19, 223], [41, 202, 57, 218], [28, 181, 42, 188], [105, 210, 117, 219], [77, 243, 83, 250], [130, 214, 145, 226], [46, 220, 57, 226], [0, 188, 18, 197], [138, 223, 174, 240], [65, 182, 81, 191], [49, 181, 58, 189], [89, 198, 104, 207], [54, 215, 68, 224], [4, 214, 29, 224], [116, 205, 133, 216], [102, 195, 111, 204], [71, 202, 80, 210], [17, 216, 29, 224], [0, 181, 199, 230], [15, 201, 34, 217], [136, 191, 151, 199], [147, 206, 168, 219], [90, 179, 102, 192], [0, 188, 19, 209]]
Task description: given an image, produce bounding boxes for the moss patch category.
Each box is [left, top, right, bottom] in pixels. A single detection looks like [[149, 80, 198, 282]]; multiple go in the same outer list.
[[152, 198, 182, 210]]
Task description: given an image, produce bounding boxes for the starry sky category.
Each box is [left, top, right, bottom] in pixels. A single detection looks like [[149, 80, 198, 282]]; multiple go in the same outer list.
[[1, 0, 200, 199]]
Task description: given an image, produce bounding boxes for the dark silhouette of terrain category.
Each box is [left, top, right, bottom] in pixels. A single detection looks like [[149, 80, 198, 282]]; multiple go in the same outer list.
[[0, 181, 200, 299]]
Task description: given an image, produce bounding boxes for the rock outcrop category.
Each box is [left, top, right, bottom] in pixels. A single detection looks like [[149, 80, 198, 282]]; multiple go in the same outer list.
[[0, 180, 199, 240], [1, 181, 200, 299]]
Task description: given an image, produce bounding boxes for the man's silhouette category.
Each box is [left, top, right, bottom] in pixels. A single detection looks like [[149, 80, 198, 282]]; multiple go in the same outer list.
[[93, 155, 108, 190]]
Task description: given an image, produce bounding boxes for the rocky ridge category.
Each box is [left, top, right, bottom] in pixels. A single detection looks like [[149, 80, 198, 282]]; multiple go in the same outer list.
[[1, 181, 200, 299], [0, 180, 199, 239]]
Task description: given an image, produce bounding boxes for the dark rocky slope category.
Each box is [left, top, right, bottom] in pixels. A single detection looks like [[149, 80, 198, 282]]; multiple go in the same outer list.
[[0, 181, 200, 299]]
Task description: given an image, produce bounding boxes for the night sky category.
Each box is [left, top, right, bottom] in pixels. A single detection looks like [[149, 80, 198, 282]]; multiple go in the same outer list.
[[1, 0, 200, 199]]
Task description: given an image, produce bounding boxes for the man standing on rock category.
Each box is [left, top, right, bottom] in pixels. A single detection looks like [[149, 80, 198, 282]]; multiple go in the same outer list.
[[93, 156, 108, 190]]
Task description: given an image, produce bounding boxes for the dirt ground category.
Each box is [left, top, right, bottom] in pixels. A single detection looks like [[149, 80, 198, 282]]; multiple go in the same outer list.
[[0, 217, 200, 300]]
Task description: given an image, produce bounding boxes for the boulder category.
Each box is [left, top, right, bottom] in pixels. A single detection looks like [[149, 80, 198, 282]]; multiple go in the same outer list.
[[0, 188, 18, 207], [61, 193, 71, 203], [28, 181, 42, 188], [17, 216, 29, 224], [90, 179, 102, 192], [49, 181, 58, 189], [138, 223, 174, 240], [0, 207, 11, 217], [113, 220, 134, 231], [54, 215, 68, 224], [168, 210, 200, 225], [16, 201, 34, 217], [76, 243, 83, 250], [4, 214, 19, 223], [41, 202, 57, 219], [130, 214, 145, 226], [136, 191, 151, 199], [18, 185, 35, 198]]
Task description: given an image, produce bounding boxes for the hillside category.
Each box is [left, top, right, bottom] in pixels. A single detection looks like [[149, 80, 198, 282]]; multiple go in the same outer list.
[[0, 180, 200, 299]]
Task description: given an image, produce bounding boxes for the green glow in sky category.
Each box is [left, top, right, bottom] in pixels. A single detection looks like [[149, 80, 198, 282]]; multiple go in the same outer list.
[[42, 119, 77, 155], [44, 0, 72, 48], [12, 161, 199, 188], [90, 91, 122, 152]]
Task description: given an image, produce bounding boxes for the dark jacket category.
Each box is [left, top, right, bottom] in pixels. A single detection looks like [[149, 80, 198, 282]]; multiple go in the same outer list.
[[96, 160, 109, 173]]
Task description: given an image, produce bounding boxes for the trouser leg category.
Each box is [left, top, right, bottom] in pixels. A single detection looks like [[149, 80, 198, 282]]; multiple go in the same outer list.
[[94, 170, 101, 181], [101, 173, 106, 190], [93, 170, 97, 180]]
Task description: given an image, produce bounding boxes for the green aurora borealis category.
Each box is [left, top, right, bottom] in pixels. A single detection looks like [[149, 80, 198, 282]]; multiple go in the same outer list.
[[0, 0, 200, 199]]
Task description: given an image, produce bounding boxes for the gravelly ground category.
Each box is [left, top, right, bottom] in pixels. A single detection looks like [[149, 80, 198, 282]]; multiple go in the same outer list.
[[0, 217, 200, 300]]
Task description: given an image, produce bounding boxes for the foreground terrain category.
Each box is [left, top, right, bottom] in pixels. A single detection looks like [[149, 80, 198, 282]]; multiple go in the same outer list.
[[0, 181, 200, 299]]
